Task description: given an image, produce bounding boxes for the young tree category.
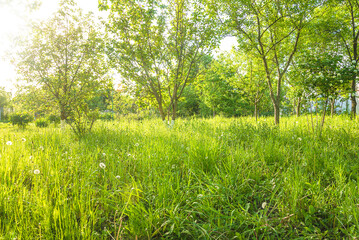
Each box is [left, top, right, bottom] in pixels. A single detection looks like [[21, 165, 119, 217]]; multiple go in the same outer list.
[[195, 57, 243, 117], [208, 0, 320, 125], [16, 0, 110, 131], [225, 51, 267, 121], [0, 87, 11, 121], [100, 0, 221, 124], [320, 0, 359, 118], [300, 52, 353, 130]]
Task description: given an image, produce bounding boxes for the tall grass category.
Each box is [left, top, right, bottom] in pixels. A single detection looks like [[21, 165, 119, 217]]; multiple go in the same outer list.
[[0, 116, 359, 239]]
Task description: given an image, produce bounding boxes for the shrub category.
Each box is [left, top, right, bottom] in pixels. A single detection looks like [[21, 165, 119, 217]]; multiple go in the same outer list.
[[67, 104, 99, 137], [99, 112, 114, 121], [48, 115, 61, 125], [10, 113, 32, 129], [35, 118, 49, 128]]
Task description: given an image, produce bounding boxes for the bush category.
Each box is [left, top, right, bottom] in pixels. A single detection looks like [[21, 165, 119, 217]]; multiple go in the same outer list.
[[10, 113, 32, 129], [67, 104, 99, 137], [48, 115, 61, 125], [35, 118, 49, 128], [99, 112, 114, 121]]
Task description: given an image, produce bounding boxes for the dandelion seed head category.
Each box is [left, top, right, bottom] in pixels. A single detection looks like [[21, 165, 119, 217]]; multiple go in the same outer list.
[[21, 138, 26, 142], [115, 175, 121, 179], [102, 153, 106, 157], [34, 169, 40, 175], [99, 162, 106, 169], [6, 141, 12, 145], [298, 137, 302, 141], [135, 143, 139, 147], [262, 202, 267, 209]]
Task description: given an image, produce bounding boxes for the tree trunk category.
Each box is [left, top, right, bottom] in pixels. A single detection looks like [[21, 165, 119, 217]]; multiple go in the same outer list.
[[296, 97, 301, 117], [158, 103, 166, 121], [320, 97, 329, 137], [351, 82, 357, 119], [254, 103, 258, 121], [273, 101, 280, 125], [171, 100, 178, 125], [330, 98, 335, 117]]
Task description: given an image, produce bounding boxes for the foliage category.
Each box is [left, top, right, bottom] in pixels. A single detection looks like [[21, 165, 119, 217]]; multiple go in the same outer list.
[[207, 0, 322, 124], [9, 112, 32, 128], [35, 117, 49, 128], [101, 0, 222, 122], [99, 112, 114, 121], [66, 103, 99, 137], [48, 114, 61, 125], [0, 87, 11, 121], [299, 52, 354, 99], [195, 56, 245, 117], [15, 0, 110, 134]]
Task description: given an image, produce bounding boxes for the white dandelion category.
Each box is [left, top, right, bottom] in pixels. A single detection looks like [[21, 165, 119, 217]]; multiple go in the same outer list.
[[262, 202, 267, 209], [6, 141, 12, 145], [99, 162, 106, 169], [34, 169, 40, 175], [39, 146, 44, 151], [21, 138, 26, 142], [102, 153, 106, 157], [135, 143, 139, 147], [115, 175, 121, 179]]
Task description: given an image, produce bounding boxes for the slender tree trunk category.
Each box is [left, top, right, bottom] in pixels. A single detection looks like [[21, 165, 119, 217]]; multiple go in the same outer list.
[[330, 98, 335, 117], [273, 101, 280, 125], [254, 103, 258, 122], [351, 81, 357, 119], [296, 97, 302, 117], [320, 97, 329, 137], [171, 100, 178, 126]]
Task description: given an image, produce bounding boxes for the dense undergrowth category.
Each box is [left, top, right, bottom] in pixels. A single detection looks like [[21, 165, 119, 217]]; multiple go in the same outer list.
[[0, 115, 359, 239]]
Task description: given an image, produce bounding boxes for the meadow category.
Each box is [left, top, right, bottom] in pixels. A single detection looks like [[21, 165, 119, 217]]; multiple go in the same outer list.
[[1, 116, 359, 239]]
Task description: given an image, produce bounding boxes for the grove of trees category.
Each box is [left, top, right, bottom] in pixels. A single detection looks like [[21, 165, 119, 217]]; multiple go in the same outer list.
[[6, 0, 359, 131]]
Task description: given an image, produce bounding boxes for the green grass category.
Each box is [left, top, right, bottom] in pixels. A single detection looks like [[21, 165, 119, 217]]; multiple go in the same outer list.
[[1, 116, 359, 239]]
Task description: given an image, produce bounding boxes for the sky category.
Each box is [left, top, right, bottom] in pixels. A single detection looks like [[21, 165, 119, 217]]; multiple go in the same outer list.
[[0, 0, 237, 93]]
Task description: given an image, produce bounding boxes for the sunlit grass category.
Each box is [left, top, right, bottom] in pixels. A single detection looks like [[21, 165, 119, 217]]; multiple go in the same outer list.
[[1, 115, 359, 239]]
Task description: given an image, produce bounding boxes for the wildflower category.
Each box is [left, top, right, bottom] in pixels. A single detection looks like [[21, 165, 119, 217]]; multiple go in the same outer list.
[[39, 146, 44, 151], [115, 175, 121, 179], [298, 137, 302, 141], [135, 143, 139, 147], [21, 138, 26, 142], [262, 202, 267, 209], [29, 156, 33, 160], [34, 169, 40, 175], [99, 162, 106, 169], [102, 153, 106, 157], [6, 141, 12, 145]]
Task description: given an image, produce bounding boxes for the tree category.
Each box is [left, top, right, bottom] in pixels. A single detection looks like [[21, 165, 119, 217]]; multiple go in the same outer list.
[[0, 87, 11, 121], [300, 52, 353, 130], [195, 56, 246, 117], [100, 0, 221, 124], [318, 0, 359, 118], [208, 0, 320, 125], [226, 50, 267, 121], [16, 0, 110, 131]]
